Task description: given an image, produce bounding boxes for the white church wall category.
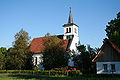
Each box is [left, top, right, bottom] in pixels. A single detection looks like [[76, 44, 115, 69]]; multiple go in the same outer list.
[[32, 53, 75, 67], [96, 62, 120, 74], [72, 25, 78, 36], [32, 53, 43, 65], [64, 26, 73, 37], [64, 25, 78, 37], [63, 24, 79, 55], [69, 36, 79, 53]]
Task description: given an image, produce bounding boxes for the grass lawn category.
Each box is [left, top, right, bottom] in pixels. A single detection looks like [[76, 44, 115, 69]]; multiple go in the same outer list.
[[0, 73, 120, 80]]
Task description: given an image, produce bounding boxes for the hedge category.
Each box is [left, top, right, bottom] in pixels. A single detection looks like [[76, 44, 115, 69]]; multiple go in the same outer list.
[[0, 70, 82, 76]]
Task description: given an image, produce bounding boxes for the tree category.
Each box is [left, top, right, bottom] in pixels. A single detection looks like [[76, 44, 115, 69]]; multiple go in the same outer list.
[[6, 48, 18, 69], [0, 48, 5, 70], [0, 47, 7, 56], [42, 36, 68, 70], [105, 12, 120, 47], [45, 33, 51, 37], [73, 45, 96, 74], [0, 47, 8, 70], [11, 29, 32, 70]]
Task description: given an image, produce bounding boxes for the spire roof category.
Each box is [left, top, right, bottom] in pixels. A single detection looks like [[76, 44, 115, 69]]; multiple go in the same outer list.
[[63, 7, 79, 27], [68, 7, 73, 24]]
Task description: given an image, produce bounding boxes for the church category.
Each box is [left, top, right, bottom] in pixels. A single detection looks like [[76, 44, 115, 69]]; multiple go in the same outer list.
[[30, 8, 80, 69]]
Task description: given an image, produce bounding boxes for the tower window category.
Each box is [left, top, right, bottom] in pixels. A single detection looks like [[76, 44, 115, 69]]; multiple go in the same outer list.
[[66, 28, 68, 33], [74, 28, 77, 33], [69, 28, 71, 33], [66, 28, 71, 33]]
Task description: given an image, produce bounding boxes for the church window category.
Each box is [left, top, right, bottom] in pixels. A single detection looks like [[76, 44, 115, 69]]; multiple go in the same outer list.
[[66, 35, 73, 39], [66, 36, 69, 39], [32, 57, 34, 62], [66, 28, 68, 33], [35, 57, 37, 65], [69, 35, 73, 39], [74, 28, 77, 33], [39, 56, 43, 63], [69, 28, 71, 33]]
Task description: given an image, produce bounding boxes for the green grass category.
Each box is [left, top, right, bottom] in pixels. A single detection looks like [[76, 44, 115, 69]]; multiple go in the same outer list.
[[0, 73, 120, 80]]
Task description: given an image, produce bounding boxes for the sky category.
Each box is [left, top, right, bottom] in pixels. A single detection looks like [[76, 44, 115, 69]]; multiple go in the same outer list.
[[0, 0, 120, 48]]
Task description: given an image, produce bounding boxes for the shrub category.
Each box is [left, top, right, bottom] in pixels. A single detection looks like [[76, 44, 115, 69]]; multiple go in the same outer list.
[[51, 66, 68, 71], [34, 65, 39, 71], [0, 70, 82, 77], [0, 70, 33, 73], [68, 70, 82, 77]]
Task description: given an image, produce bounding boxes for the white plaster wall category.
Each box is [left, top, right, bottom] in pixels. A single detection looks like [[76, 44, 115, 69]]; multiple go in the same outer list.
[[32, 53, 74, 67], [72, 25, 78, 36], [96, 62, 120, 74], [63, 25, 79, 54], [32, 54, 43, 65], [69, 36, 79, 54], [64, 25, 78, 37]]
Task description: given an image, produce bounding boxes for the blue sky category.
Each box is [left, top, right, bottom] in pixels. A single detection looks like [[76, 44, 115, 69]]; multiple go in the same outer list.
[[0, 0, 120, 48]]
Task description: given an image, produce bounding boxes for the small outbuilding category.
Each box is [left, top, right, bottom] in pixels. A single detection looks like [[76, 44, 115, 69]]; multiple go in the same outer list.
[[92, 39, 120, 74]]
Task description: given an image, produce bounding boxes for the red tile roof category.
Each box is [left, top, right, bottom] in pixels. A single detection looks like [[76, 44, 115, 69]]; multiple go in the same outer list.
[[92, 39, 120, 62], [30, 36, 69, 53]]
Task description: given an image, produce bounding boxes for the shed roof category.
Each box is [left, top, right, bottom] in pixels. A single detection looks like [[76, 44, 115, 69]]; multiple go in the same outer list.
[[92, 39, 120, 62]]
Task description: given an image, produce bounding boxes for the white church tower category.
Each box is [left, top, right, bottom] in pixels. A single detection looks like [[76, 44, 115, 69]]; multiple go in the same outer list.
[[63, 8, 79, 55]]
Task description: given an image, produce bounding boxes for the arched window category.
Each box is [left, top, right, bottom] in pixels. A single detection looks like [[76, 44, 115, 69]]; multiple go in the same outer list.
[[66, 28, 68, 33], [74, 28, 77, 33], [69, 28, 71, 33], [35, 57, 37, 65]]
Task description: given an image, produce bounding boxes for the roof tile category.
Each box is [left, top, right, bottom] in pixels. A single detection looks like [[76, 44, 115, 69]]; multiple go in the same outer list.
[[30, 37, 68, 53]]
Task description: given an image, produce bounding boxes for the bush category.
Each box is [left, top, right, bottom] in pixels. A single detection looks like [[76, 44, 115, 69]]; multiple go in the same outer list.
[[51, 67, 68, 71], [34, 65, 39, 71], [0, 70, 33, 73], [68, 70, 82, 77], [0, 70, 82, 77]]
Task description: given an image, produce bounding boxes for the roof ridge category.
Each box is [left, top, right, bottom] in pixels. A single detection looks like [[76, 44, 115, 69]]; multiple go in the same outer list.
[[107, 39, 120, 53]]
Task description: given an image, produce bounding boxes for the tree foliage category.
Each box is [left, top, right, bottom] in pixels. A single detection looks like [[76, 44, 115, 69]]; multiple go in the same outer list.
[[0, 47, 7, 56], [42, 36, 68, 70], [45, 33, 51, 37], [0, 47, 6, 70], [105, 12, 120, 47], [6, 29, 32, 70], [73, 45, 97, 74], [6, 48, 18, 69]]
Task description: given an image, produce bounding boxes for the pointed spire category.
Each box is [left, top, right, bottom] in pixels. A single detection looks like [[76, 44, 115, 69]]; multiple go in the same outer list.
[[63, 7, 79, 27], [68, 7, 73, 24]]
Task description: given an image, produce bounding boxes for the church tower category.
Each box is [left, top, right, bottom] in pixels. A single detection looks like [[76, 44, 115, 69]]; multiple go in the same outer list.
[[63, 8, 79, 54]]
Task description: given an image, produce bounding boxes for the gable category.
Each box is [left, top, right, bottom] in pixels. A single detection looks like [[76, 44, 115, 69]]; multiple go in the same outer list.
[[92, 39, 120, 62], [30, 36, 69, 53]]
